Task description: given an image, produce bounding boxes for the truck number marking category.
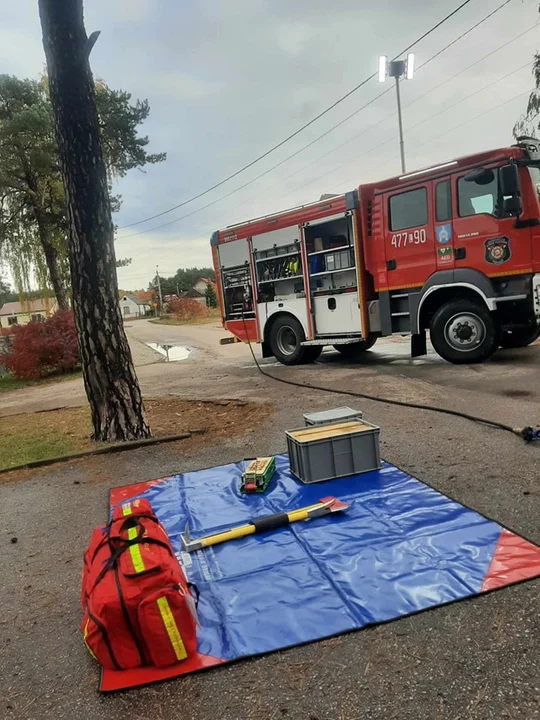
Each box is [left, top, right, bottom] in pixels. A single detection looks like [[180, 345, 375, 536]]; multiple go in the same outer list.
[[391, 229, 426, 248]]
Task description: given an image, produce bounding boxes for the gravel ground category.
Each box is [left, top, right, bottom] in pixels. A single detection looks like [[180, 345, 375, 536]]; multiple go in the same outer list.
[[1, 330, 540, 720]]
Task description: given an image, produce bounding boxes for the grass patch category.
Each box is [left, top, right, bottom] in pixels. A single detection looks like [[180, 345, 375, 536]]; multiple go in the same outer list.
[[0, 407, 93, 470], [150, 308, 221, 326], [0, 397, 272, 472], [0, 371, 82, 393]]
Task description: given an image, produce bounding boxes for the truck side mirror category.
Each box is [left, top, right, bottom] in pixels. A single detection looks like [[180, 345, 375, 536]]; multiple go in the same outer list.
[[500, 164, 519, 197], [503, 196, 523, 217]]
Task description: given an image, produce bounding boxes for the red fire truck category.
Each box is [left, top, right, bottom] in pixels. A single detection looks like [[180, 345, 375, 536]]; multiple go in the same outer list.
[[211, 138, 540, 365]]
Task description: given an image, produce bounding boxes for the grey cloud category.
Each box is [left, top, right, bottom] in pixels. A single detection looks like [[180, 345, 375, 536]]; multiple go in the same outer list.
[[1, 0, 538, 289]]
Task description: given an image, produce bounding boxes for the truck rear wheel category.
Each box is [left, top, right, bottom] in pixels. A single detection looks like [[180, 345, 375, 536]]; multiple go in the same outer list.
[[429, 300, 498, 364], [500, 326, 540, 349], [334, 336, 377, 359], [269, 316, 312, 365]]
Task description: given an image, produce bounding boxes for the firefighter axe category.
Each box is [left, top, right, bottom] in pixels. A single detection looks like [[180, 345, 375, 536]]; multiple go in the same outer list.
[[181, 496, 349, 553]]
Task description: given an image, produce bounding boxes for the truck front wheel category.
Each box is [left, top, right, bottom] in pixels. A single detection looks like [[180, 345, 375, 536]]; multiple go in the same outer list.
[[269, 316, 312, 365], [429, 300, 498, 364]]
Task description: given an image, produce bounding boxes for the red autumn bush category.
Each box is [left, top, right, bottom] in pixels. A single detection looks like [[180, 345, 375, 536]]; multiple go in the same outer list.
[[3, 310, 80, 380], [166, 296, 208, 322]]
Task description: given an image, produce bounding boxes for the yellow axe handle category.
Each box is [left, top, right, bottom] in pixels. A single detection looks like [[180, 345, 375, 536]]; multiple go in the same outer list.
[[199, 501, 326, 549]]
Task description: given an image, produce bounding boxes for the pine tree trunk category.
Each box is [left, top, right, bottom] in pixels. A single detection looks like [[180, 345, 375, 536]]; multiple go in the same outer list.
[[38, 0, 151, 442]]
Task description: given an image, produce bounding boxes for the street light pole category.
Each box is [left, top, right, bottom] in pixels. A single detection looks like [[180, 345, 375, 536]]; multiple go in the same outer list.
[[394, 75, 406, 174], [378, 53, 414, 175], [156, 265, 163, 315]]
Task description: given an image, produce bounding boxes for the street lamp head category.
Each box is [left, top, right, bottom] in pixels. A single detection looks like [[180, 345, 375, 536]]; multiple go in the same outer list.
[[379, 55, 415, 81], [378, 55, 387, 83], [388, 59, 406, 79], [406, 53, 415, 80]]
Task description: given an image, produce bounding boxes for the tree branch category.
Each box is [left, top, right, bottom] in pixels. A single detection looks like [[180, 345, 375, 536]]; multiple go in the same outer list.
[[85, 30, 101, 59]]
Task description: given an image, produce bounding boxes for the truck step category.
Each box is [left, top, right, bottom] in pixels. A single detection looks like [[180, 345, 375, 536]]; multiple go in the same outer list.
[[301, 338, 362, 346]]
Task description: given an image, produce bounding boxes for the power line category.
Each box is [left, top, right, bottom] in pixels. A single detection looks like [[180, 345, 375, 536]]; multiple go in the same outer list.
[[114, 89, 395, 240], [116, 0, 521, 241], [117, 0, 480, 230], [119, 77, 532, 278], [124, 87, 532, 285], [412, 87, 533, 153], [219, 24, 538, 223], [120, 88, 532, 283], [284, 61, 531, 200], [118, 79, 532, 272], [331, 86, 533, 193]]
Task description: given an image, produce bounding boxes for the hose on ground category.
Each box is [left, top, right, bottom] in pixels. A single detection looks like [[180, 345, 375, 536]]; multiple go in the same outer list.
[[240, 314, 538, 443]]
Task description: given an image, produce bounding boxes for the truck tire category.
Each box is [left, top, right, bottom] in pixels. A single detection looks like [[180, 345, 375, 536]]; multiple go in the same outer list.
[[499, 326, 540, 349], [429, 300, 498, 364], [269, 316, 311, 365], [334, 335, 377, 359]]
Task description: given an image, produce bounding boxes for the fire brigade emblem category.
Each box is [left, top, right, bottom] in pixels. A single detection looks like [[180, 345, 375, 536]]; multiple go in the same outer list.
[[436, 225, 451, 244], [484, 236, 511, 266]]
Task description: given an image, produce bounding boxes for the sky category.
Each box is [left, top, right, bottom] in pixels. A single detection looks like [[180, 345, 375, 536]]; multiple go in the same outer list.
[[1, 0, 538, 290]]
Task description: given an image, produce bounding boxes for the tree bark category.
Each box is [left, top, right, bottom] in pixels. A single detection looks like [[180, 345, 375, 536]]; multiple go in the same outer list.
[[38, 0, 151, 441]]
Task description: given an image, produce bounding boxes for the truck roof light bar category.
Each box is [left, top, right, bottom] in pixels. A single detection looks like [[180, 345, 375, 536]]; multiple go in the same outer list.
[[399, 161, 458, 181]]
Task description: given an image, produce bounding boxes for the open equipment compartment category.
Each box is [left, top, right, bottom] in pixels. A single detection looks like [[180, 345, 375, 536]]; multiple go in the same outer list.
[[254, 238, 304, 304], [303, 212, 362, 337], [222, 263, 255, 320]]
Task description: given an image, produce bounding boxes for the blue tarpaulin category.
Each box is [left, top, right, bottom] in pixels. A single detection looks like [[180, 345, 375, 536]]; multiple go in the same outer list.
[[102, 455, 540, 690]]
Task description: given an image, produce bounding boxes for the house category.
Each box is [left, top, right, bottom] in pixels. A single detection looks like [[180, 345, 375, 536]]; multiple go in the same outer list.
[[132, 290, 156, 307], [185, 278, 216, 306], [0, 298, 58, 330], [119, 293, 152, 318]]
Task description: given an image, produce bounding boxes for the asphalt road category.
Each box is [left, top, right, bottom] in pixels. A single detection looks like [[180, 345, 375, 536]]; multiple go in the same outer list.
[[1, 320, 540, 719]]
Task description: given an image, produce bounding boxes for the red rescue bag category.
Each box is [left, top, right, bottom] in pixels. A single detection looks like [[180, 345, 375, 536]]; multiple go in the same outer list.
[[80, 498, 197, 670]]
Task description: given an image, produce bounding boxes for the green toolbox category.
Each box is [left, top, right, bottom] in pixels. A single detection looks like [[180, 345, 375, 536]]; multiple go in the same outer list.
[[241, 457, 276, 493]]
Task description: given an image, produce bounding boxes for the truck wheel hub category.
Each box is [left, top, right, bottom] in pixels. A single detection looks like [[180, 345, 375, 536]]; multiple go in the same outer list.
[[276, 326, 297, 355], [445, 313, 486, 352]]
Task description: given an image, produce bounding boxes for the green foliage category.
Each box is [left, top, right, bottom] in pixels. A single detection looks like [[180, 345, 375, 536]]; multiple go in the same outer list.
[[0, 275, 11, 304], [205, 282, 218, 308], [115, 257, 132, 268], [95, 83, 166, 177], [150, 267, 216, 296], [0, 75, 67, 298], [0, 74, 165, 303]]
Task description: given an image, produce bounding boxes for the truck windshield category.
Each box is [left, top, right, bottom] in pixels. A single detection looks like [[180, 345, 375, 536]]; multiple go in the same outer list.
[[458, 173, 498, 216], [528, 166, 540, 204]]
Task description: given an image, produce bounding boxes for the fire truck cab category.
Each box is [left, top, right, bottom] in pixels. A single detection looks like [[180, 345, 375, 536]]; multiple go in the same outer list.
[[211, 138, 540, 365]]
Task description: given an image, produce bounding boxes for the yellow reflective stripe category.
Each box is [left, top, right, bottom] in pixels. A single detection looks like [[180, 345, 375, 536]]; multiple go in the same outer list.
[[83, 619, 97, 660], [156, 596, 187, 661], [127, 527, 145, 573], [121, 503, 132, 516]]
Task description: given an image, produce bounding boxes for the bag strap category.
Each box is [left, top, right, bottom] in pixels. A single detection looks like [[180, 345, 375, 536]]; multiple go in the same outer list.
[[187, 582, 200, 608], [88, 518, 174, 595]]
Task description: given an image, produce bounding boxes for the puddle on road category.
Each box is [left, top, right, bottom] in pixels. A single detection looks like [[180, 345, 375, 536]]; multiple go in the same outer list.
[[146, 343, 191, 362]]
